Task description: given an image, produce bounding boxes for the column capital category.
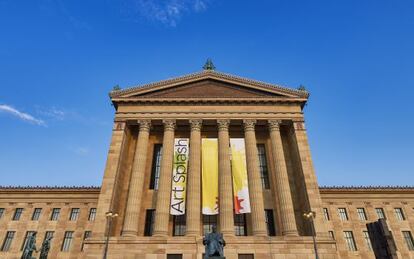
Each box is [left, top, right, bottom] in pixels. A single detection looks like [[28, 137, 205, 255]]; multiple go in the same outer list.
[[217, 119, 230, 131], [293, 120, 306, 131], [113, 121, 126, 131], [137, 120, 151, 131], [162, 119, 176, 131], [268, 120, 282, 131], [243, 119, 257, 131], [189, 119, 203, 131]]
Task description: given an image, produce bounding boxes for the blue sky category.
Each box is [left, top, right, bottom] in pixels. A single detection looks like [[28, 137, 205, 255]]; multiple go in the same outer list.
[[1, 0, 413, 187]]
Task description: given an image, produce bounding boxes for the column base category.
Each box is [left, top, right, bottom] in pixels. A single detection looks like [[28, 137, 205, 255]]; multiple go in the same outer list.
[[152, 232, 169, 237], [282, 230, 299, 236], [121, 230, 138, 237], [252, 230, 268, 237]]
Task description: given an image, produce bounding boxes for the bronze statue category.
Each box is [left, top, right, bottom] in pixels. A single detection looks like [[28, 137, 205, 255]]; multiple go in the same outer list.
[[39, 236, 53, 259], [203, 226, 225, 258], [21, 232, 37, 259]]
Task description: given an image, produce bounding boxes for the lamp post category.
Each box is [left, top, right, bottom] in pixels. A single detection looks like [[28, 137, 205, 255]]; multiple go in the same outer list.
[[103, 211, 118, 259], [303, 211, 319, 259]]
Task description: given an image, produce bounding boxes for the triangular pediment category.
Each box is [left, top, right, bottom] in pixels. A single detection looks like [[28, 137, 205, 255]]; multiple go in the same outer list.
[[110, 70, 308, 101]]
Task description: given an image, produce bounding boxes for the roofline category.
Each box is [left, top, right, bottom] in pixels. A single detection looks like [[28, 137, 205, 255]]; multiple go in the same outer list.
[[109, 70, 309, 99]]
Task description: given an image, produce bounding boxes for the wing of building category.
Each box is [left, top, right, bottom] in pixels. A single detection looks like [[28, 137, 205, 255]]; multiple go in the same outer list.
[[1, 68, 414, 259]]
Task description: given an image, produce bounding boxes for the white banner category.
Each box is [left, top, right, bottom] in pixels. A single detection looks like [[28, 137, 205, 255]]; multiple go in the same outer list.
[[170, 138, 189, 215]]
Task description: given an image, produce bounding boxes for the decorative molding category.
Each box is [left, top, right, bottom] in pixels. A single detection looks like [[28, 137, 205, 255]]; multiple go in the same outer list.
[[268, 120, 282, 131], [110, 70, 309, 99], [0, 186, 100, 191], [243, 119, 256, 131], [137, 119, 151, 131], [162, 119, 176, 131], [293, 121, 306, 131], [217, 119, 230, 131], [319, 185, 414, 191], [189, 119, 203, 131]]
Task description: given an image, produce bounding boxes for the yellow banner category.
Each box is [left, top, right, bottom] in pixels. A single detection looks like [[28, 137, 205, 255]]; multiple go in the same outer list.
[[170, 138, 189, 215], [202, 138, 219, 215], [230, 138, 251, 214]]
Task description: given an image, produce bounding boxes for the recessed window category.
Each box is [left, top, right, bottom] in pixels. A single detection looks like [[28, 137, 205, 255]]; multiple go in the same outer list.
[[167, 255, 182, 259], [257, 144, 270, 189], [203, 215, 217, 235], [149, 144, 163, 190], [395, 208, 405, 221], [238, 254, 254, 259], [0, 208, 5, 219], [344, 231, 357, 251], [81, 231, 92, 251], [265, 209, 276, 236], [61, 231, 74, 252], [69, 208, 80, 221], [12, 208, 23, 221], [50, 208, 60, 221], [363, 231, 373, 251], [357, 208, 367, 221], [403, 231, 414, 251], [32, 208, 42, 221], [144, 209, 155, 236], [44, 231, 54, 243], [173, 215, 186, 236], [234, 214, 247, 236], [1, 231, 15, 252], [328, 231, 335, 239], [88, 208, 97, 221], [21, 231, 36, 251], [338, 208, 348, 221], [375, 208, 386, 219], [323, 208, 330, 221]]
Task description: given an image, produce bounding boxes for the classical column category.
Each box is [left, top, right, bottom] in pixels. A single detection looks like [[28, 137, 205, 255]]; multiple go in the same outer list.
[[186, 119, 202, 236], [122, 120, 151, 236], [268, 120, 299, 236], [243, 120, 267, 236], [217, 119, 234, 236], [153, 119, 176, 237]]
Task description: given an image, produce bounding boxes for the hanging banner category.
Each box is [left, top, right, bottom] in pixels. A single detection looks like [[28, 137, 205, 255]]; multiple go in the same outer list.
[[170, 138, 189, 215], [202, 138, 219, 215], [230, 138, 251, 214]]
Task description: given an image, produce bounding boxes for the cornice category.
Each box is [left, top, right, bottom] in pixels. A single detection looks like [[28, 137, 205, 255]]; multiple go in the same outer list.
[[0, 186, 100, 192], [109, 70, 309, 99], [319, 185, 414, 193]]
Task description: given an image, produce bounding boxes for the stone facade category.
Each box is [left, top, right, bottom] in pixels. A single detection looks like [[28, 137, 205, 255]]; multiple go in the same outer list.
[[0, 69, 413, 259]]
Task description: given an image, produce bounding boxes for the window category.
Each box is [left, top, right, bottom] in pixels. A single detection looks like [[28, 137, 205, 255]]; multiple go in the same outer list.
[[69, 208, 80, 221], [44, 231, 54, 242], [363, 231, 373, 251], [32, 208, 42, 221], [88, 208, 97, 221], [144, 209, 155, 236], [403, 231, 414, 251], [323, 208, 330, 221], [328, 231, 335, 239], [376, 208, 386, 219], [61, 231, 74, 251], [234, 214, 247, 236], [265, 209, 276, 236], [203, 215, 218, 235], [357, 208, 367, 221], [1, 231, 15, 252], [173, 215, 186, 236], [81, 231, 91, 251], [0, 208, 4, 219], [12, 208, 23, 220], [238, 255, 254, 259], [50, 208, 60, 221], [344, 231, 357, 251], [21, 231, 36, 251], [338, 208, 348, 221], [257, 144, 270, 189], [149, 144, 163, 190], [395, 208, 405, 221], [167, 255, 182, 259]]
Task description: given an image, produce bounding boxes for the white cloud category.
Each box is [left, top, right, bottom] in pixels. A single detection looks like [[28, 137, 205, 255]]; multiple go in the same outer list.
[[130, 0, 209, 27], [74, 147, 89, 156], [37, 107, 66, 121], [0, 104, 46, 126]]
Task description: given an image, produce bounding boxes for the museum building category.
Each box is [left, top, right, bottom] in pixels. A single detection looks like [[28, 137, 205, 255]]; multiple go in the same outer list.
[[1, 65, 414, 259]]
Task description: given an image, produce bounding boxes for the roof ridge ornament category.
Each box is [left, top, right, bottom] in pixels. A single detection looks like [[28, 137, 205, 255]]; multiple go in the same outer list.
[[203, 58, 216, 71]]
